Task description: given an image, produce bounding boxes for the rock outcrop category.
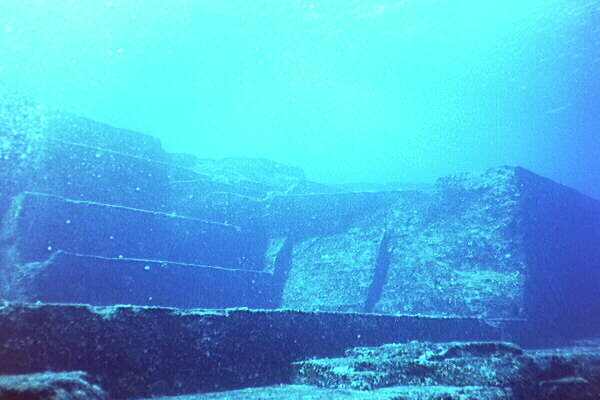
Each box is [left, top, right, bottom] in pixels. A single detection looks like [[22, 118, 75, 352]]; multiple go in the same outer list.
[[0, 302, 501, 399], [0, 371, 107, 400], [1, 103, 600, 344]]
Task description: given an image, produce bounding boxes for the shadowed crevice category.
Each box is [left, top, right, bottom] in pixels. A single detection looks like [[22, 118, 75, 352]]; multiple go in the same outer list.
[[269, 237, 295, 308], [364, 229, 392, 313]]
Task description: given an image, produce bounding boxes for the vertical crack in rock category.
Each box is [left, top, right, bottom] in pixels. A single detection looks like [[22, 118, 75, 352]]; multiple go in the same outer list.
[[270, 237, 294, 308], [364, 229, 392, 313]]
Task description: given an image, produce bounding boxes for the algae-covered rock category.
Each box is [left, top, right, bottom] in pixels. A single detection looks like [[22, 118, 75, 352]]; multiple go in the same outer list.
[[0, 303, 500, 398], [0, 371, 107, 400], [293, 341, 535, 391]]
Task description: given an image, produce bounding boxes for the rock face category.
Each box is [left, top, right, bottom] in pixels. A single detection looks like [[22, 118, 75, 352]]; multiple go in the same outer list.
[[1, 103, 600, 345], [273, 167, 600, 343], [0, 303, 501, 399], [0, 371, 107, 400], [1, 252, 274, 308], [1, 191, 263, 269]]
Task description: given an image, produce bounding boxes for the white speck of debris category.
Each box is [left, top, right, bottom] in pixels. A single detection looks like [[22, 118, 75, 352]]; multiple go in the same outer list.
[[47, 246, 52, 251], [118, 255, 124, 259], [65, 219, 71, 224], [109, 235, 114, 240], [135, 187, 141, 192], [148, 296, 153, 301], [144, 265, 151, 271]]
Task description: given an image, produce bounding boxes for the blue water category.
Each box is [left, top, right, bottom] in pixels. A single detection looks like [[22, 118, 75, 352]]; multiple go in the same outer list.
[[0, 0, 598, 197]]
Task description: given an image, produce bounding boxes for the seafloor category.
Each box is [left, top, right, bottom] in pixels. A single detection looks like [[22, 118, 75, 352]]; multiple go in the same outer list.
[[1, 105, 600, 399]]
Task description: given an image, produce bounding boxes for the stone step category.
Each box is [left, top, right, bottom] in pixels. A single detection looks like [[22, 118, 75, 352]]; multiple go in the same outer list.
[[1, 191, 266, 270], [263, 190, 415, 237], [44, 110, 167, 160], [35, 138, 174, 211], [274, 167, 600, 344], [0, 303, 502, 399], [2, 251, 274, 308]]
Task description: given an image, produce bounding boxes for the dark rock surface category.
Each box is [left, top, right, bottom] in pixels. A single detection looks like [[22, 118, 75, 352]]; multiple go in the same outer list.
[[0, 371, 107, 400], [0, 302, 501, 399], [1, 191, 265, 269], [0, 252, 274, 308]]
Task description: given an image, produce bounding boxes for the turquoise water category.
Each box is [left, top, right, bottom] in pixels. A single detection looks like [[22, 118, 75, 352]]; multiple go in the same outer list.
[[0, 0, 598, 196]]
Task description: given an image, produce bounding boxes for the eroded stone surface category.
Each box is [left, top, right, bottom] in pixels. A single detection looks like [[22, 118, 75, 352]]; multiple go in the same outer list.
[[293, 340, 600, 400], [0, 371, 107, 400], [0, 302, 500, 399], [293, 341, 534, 391]]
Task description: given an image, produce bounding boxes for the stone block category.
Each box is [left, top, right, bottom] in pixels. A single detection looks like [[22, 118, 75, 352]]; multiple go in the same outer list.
[[1, 192, 265, 269], [281, 227, 386, 312], [2, 251, 274, 308], [374, 167, 600, 340], [0, 303, 501, 398]]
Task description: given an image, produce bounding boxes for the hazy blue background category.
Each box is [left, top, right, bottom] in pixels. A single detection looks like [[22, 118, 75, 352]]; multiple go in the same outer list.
[[1, 0, 598, 197]]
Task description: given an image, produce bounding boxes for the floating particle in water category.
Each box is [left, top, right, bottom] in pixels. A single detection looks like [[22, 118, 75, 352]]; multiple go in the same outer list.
[[47, 246, 52, 251], [65, 219, 71, 224], [144, 265, 151, 271]]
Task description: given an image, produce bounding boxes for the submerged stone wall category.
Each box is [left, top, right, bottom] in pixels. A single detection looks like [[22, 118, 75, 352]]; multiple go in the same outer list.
[[0, 104, 599, 343], [0, 303, 501, 399], [273, 167, 600, 342]]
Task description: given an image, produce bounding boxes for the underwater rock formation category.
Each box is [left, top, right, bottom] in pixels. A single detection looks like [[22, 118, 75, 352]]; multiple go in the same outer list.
[[139, 340, 600, 400], [289, 340, 600, 400], [0, 371, 107, 400], [275, 167, 600, 343], [0, 302, 501, 398], [0, 107, 599, 345], [1, 251, 273, 308], [2, 191, 263, 268]]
